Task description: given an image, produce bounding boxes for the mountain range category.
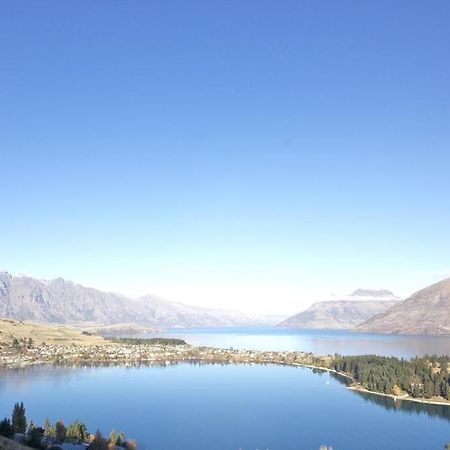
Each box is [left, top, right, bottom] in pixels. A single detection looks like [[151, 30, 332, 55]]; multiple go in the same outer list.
[[2, 271, 449, 335], [277, 290, 399, 329], [0, 272, 274, 328]]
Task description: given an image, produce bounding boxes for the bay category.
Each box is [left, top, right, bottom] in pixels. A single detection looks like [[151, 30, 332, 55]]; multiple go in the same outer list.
[[0, 362, 449, 450]]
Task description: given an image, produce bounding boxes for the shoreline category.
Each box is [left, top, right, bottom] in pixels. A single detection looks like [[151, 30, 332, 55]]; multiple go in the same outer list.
[[289, 362, 450, 406], [346, 385, 450, 406], [1, 343, 449, 408]]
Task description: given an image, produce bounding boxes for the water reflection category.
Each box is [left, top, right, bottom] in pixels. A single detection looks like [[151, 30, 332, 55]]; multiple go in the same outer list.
[[357, 390, 450, 421], [2, 361, 448, 423], [328, 372, 450, 422], [0, 362, 448, 450]]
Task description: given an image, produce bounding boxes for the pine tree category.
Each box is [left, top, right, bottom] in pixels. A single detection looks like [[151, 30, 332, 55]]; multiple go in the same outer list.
[[0, 418, 13, 437], [444, 382, 450, 401], [67, 420, 88, 442], [11, 402, 27, 434]]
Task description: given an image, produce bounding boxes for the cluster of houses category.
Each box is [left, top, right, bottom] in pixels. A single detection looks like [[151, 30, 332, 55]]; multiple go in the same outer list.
[[0, 338, 331, 371]]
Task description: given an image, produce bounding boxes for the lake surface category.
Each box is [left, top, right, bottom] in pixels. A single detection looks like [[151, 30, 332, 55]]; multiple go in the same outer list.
[[0, 363, 449, 450], [156, 327, 450, 358]]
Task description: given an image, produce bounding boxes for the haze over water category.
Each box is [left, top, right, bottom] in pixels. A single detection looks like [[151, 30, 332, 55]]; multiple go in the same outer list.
[[156, 327, 450, 359]]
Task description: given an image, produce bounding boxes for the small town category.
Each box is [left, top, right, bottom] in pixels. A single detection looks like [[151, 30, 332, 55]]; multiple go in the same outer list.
[[0, 337, 330, 371]]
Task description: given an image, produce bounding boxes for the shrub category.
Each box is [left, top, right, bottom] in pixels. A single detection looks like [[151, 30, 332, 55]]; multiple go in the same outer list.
[[26, 427, 44, 449], [0, 418, 14, 437]]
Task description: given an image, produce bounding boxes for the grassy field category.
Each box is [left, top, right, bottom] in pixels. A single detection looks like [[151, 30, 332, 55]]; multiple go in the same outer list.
[[79, 322, 162, 336], [0, 318, 105, 346]]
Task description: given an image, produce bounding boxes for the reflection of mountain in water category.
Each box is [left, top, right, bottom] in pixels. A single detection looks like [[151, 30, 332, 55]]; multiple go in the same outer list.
[[329, 372, 450, 422]]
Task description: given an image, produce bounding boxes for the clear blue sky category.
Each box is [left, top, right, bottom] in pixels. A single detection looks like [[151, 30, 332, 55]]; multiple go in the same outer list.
[[1, 1, 449, 314]]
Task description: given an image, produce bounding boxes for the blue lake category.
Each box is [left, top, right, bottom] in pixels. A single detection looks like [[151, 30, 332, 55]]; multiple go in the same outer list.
[[0, 362, 449, 450], [159, 327, 450, 358], [1, 329, 449, 449]]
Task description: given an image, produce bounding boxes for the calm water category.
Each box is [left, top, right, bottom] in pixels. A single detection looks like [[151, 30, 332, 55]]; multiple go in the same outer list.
[[0, 363, 449, 450], [156, 327, 450, 358]]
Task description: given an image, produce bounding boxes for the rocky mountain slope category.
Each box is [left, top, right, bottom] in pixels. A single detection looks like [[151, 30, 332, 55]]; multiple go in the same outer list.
[[355, 278, 450, 335], [0, 272, 272, 328], [277, 290, 399, 329]]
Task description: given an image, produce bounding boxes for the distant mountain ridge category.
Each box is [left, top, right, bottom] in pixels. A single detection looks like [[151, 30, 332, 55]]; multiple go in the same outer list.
[[277, 289, 399, 330], [355, 278, 450, 335], [350, 289, 395, 298], [0, 272, 273, 328]]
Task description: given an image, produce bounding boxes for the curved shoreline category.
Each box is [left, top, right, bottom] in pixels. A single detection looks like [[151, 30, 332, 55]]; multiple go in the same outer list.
[[346, 385, 450, 406], [1, 343, 449, 408], [289, 363, 450, 406]]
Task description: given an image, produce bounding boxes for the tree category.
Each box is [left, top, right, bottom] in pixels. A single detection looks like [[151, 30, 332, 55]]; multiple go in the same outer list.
[[54, 420, 67, 443], [124, 440, 137, 450], [444, 383, 450, 401], [107, 430, 127, 450], [12, 338, 20, 349], [12, 402, 27, 434], [115, 432, 126, 448], [67, 421, 88, 442], [107, 430, 117, 450], [423, 380, 434, 398], [0, 418, 13, 437], [88, 430, 107, 450], [43, 418, 55, 438], [28, 420, 36, 433]]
